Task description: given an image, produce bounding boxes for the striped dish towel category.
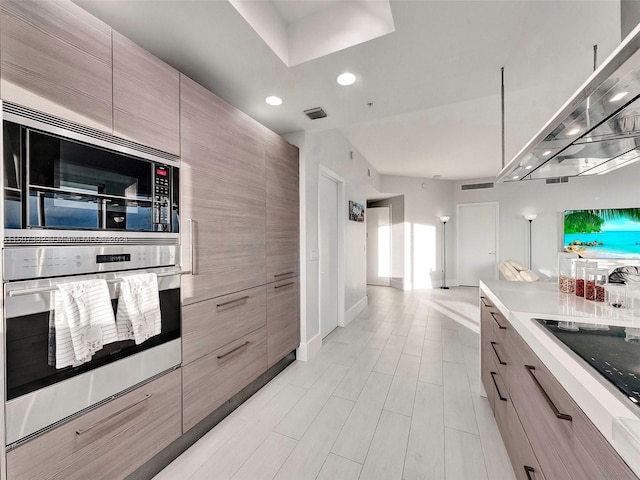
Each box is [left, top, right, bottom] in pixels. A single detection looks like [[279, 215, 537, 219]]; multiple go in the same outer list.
[[116, 273, 161, 344], [52, 279, 118, 369]]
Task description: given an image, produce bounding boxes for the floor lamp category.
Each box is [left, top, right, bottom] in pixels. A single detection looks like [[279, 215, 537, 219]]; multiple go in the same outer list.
[[440, 216, 450, 289], [524, 214, 537, 270]]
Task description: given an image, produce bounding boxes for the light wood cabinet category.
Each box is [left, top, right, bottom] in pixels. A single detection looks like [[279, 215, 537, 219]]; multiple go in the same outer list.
[[480, 290, 638, 480], [180, 74, 266, 305], [265, 131, 299, 281], [6, 369, 181, 480], [182, 327, 267, 432], [267, 276, 299, 368], [182, 285, 266, 365], [112, 31, 180, 154], [0, 0, 113, 131]]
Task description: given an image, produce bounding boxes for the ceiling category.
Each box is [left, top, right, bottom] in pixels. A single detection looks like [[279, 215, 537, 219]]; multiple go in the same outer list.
[[74, 0, 622, 180]]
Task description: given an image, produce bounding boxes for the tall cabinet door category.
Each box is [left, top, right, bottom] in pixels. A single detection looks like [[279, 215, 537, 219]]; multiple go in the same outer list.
[[265, 132, 299, 281], [0, 0, 113, 131], [112, 31, 180, 155], [180, 75, 266, 304]]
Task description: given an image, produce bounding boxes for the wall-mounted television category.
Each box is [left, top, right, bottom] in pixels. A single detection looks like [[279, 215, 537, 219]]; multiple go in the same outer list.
[[564, 208, 640, 259]]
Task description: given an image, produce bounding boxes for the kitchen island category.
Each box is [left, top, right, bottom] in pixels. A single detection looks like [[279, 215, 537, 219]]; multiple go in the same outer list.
[[479, 280, 640, 479]]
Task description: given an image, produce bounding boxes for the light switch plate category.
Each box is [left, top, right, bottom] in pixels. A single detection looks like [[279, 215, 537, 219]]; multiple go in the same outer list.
[[310, 249, 319, 261]]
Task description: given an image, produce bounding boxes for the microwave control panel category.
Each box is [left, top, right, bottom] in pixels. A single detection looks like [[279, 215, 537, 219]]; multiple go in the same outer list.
[[154, 165, 171, 231]]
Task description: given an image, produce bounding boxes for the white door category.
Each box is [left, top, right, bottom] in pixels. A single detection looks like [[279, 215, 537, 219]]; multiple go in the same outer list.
[[457, 203, 498, 286], [367, 206, 391, 286], [319, 174, 339, 338]]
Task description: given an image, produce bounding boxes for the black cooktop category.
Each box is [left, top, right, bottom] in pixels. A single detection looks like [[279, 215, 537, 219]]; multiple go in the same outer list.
[[536, 319, 640, 408]]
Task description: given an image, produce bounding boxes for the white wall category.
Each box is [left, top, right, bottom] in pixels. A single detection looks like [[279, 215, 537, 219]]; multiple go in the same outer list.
[[453, 162, 640, 280], [379, 176, 455, 289], [286, 129, 373, 360]]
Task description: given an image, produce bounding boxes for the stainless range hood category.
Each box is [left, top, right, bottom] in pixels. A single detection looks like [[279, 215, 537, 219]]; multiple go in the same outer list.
[[497, 23, 640, 183]]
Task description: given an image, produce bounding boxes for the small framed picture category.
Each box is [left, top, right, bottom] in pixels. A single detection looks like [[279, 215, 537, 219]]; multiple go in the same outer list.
[[349, 201, 365, 222]]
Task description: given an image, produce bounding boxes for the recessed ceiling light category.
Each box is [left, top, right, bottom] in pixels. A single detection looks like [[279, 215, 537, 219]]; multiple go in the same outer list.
[[610, 91, 629, 102], [512, 175, 519, 180], [265, 96, 282, 106], [525, 165, 533, 170], [543, 150, 552, 156], [337, 72, 356, 86], [567, 127, 581, 135]]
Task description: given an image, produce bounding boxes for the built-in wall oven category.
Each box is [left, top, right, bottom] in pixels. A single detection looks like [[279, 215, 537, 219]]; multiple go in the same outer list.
[[1, 103, 186, 446]]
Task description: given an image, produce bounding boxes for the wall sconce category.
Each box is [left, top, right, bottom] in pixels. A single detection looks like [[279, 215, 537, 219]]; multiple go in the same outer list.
[[440, 216, 450, 289], [523, 214, 537, 269]]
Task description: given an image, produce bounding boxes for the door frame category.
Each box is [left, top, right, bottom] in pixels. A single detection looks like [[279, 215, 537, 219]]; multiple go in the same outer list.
[[318, 165, 345, 331], [455, 201, 500, 285], [367, 205, 392, 286]]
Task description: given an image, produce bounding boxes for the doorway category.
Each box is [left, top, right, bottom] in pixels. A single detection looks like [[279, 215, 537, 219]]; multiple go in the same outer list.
[[457, 202, 499, 286], [367, 206, 391, 286], [318, 168, 343, 338]]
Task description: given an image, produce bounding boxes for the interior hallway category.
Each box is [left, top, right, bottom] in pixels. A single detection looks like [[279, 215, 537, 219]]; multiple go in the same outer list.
[[154, 286, 516, 480]]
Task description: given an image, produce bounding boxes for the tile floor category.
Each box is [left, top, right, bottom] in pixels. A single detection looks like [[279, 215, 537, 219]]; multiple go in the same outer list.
[[154, 286, 517, 480]]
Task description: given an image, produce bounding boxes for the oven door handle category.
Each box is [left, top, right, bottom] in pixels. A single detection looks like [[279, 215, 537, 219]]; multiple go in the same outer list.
[[7, 270, 192, 297]]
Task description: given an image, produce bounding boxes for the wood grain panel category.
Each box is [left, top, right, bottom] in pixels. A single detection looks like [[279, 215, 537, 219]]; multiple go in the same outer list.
[[6, 369, 181, 480], [113, 31, 179, 154], [182, 285, 266, 365], [507, 328, 637, 480], [180, 75, 266, 304], [501, 399, 547, 480], [265, 131, 299, 280], [182, 327, 267, 432], [1, 0, 112, 131], [267, 276, 299, 368]]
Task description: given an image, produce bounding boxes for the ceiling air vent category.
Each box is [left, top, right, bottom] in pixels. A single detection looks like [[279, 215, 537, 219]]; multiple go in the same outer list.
[[545, 177, 569, 184], [304, 107, 327, 120], [461, 182, 494, 190]]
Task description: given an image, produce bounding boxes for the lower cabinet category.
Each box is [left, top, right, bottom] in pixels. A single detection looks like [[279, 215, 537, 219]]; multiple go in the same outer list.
[[182, 326, 267, 432], [480, 290, 638, 480], [6, 369, 182, 480], [267, 277, 299, 368]]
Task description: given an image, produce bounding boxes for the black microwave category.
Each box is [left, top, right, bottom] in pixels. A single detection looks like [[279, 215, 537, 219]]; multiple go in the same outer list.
[[3, 120, 179, 233]]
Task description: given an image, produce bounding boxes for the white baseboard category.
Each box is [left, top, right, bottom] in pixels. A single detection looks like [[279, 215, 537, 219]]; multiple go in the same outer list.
[[344, 296, 368, 326], [390, 278, 404, 290], [296, 332, 322, 362]]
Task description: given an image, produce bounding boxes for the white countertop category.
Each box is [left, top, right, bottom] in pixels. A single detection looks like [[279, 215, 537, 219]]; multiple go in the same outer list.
[[480, 280, 640, 477]]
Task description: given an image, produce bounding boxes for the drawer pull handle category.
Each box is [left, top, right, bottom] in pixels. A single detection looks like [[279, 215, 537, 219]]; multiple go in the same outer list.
[[216, 296, 249, 309], [480, 296, 492, 308], [490, 311, 507, 330], [217, 341, 250, 361], [490, 371, 507, 401], [274, 282, 295, 289], [524, 466, 536, 480], [274, 271, 295, 277], [76, 394, 151, 436], [490, 341, 507, 365], [525, 365, 572, 421]]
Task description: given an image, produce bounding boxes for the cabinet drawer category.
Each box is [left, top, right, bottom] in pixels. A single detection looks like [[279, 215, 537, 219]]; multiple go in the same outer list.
[[267, 277, 299, 368], [183, 327, 267, 432], [7, 369, 181, 480], [508, 328, 637, 480], [481, 335, 496, 409], [182, 286, 266, 365], [500, 399, 547, 480]]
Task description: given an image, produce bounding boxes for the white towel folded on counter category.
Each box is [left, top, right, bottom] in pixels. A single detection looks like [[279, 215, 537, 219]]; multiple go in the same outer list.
[[53, 279, 118, 369], [116, 273, 162, 344]]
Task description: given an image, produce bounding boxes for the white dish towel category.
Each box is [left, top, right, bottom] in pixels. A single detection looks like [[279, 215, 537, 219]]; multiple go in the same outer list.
[[116, 273, 162, 344], [53, 279, 118, 369]]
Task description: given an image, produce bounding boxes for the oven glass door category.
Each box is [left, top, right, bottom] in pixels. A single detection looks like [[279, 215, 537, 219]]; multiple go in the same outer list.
[[26, 129, 154, 231], [6, 286, 180, 401]]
